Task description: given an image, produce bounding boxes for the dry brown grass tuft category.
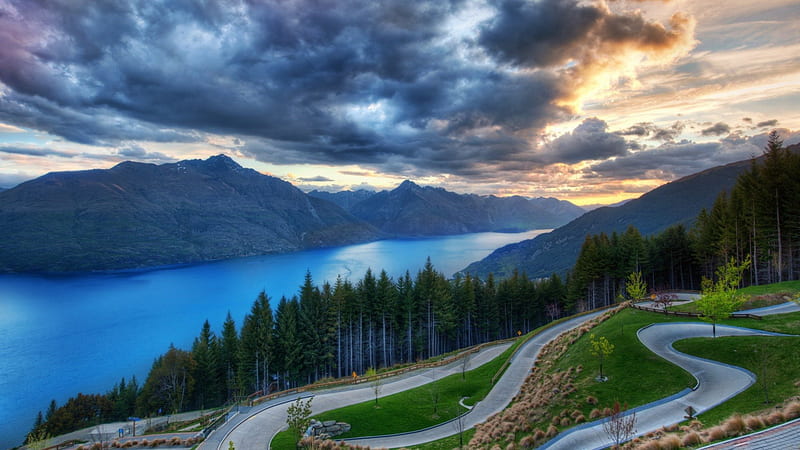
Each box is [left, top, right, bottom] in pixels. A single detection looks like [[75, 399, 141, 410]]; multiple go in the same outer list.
[[706, 425, 726, 442], [784, 401, 800, 419], [681, 431, 702, 447], [722, 414, 746, 436], [559, 417, 571, 427], [744, 414, 764, 430], [589, 408, 602, 419], [546, 425, 558, 438], [519, 435, 535, 449], [766, 411, 785, 425], [658, 434, 682, 449], [586, 395, 598, 405]]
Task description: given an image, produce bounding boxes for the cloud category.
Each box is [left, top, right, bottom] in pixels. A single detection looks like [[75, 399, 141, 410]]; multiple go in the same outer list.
[[0, 0, 696, 179], [587, 129, 800, 180], [297, 176, 334, 182], [116, 144, 177, 163], [615, 121, 684, 141], [701, 122, 731, 136], [539, 118, 629, 164], [0, 146, 77, 159], [757, 119, 779, 128]]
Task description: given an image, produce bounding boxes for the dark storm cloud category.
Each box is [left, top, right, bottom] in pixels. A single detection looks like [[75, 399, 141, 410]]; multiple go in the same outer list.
[[0, 146, 77, 159], [539, 118, 628, 164], [757, 119, 779, 128], [116, 145, 176, 163], [0, 0, 694, 176], [615, 122, 683, 141], [586, 130, 799, 180], [297, 176, 334, 182], [701, 122, 731, 136]]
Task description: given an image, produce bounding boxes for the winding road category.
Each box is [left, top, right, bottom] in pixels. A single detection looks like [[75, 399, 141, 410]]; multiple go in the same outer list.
[[203, 310, 606, 449], [203, 301, 799, 449], [540, 322, 792, 450]]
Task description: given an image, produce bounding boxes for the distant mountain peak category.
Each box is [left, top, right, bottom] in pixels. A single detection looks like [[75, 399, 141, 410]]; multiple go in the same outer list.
[[397, 179, 421, 190], [202, 154, 242, 170]]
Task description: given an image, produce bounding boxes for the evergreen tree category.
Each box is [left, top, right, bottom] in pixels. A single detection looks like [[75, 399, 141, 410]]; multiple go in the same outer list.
[[220, 312, 240, 401], [191, 319, 222, 409]]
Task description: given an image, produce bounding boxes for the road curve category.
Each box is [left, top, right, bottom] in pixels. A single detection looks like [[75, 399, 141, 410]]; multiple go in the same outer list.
[[209, 310, 606, 449], [342, 311, 607, 448], [209, 339, 513, 449], [540, 323, 792, 450]]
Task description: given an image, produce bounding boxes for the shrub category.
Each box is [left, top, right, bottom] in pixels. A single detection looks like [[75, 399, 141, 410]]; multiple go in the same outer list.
[[589, 408, 602, 419], [586, 396, 598, 405], [559, 417, 571, 427], [546, 425, 558, 438]]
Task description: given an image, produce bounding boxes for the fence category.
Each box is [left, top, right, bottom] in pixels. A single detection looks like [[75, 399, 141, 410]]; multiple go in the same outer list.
[[629, 303, 761, 320]]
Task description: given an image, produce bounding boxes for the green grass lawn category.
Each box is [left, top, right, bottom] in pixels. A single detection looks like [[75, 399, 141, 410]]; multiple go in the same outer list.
[[270, 338, 523, 449], [673, 333, 800, 425], [536, 308, 697, 429]]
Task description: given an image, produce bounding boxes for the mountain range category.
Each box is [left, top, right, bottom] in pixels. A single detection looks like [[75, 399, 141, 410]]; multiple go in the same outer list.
[[0, 155, 583, 273], [462, 157, 755, 279], [0, 155, 379, 272], [310, 181, 585, 236]]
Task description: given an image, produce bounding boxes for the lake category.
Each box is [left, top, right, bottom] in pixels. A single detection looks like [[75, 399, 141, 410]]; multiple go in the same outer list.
[[0, 230, 545, 448]]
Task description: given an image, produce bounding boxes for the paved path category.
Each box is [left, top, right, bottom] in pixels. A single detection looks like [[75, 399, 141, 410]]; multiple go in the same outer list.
[[699, 417, 800, 449], [208, 310, 605, 449], [540, 322, 793, 450], [332, 311, 607, 448], [204, 339, 514, 449], [738, 301, 800, 316]]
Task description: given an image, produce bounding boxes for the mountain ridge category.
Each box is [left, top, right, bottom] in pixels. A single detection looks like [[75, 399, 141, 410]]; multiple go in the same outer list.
[[0, 155, 379, 273], [461, 157, 756, 279], [311, 180, 585, 236]]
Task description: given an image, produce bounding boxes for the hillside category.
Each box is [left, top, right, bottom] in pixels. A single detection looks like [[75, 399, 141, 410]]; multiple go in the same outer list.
[[462, 158, 753, 279], [0, 155, 379, 272], [344, 180, 584, 236]]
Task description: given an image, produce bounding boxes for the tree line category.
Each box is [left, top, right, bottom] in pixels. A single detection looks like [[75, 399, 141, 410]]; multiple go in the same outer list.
[[568, 130, 799, 309]]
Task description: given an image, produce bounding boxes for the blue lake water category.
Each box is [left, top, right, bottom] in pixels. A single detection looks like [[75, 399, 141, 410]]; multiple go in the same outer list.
[[0, 230, 545, 448]]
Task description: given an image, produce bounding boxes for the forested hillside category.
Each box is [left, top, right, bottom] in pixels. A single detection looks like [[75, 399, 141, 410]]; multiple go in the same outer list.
[[462, 157, 754, 279], [566, 134, 800, 309]]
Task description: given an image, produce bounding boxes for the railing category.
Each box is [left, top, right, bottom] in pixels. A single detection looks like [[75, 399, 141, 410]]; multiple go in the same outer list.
[[630, 303, 762, 320]]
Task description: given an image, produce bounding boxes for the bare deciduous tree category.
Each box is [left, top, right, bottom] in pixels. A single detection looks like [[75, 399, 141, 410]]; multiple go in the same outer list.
[[602, 401, 637, 449]]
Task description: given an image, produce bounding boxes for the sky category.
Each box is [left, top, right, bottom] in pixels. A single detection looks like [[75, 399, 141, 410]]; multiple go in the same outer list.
[[0, 0, 798, 206]]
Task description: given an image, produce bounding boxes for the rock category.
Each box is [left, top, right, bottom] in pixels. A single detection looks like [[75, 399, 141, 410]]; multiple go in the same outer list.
[[323, 420, 337, 427]]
